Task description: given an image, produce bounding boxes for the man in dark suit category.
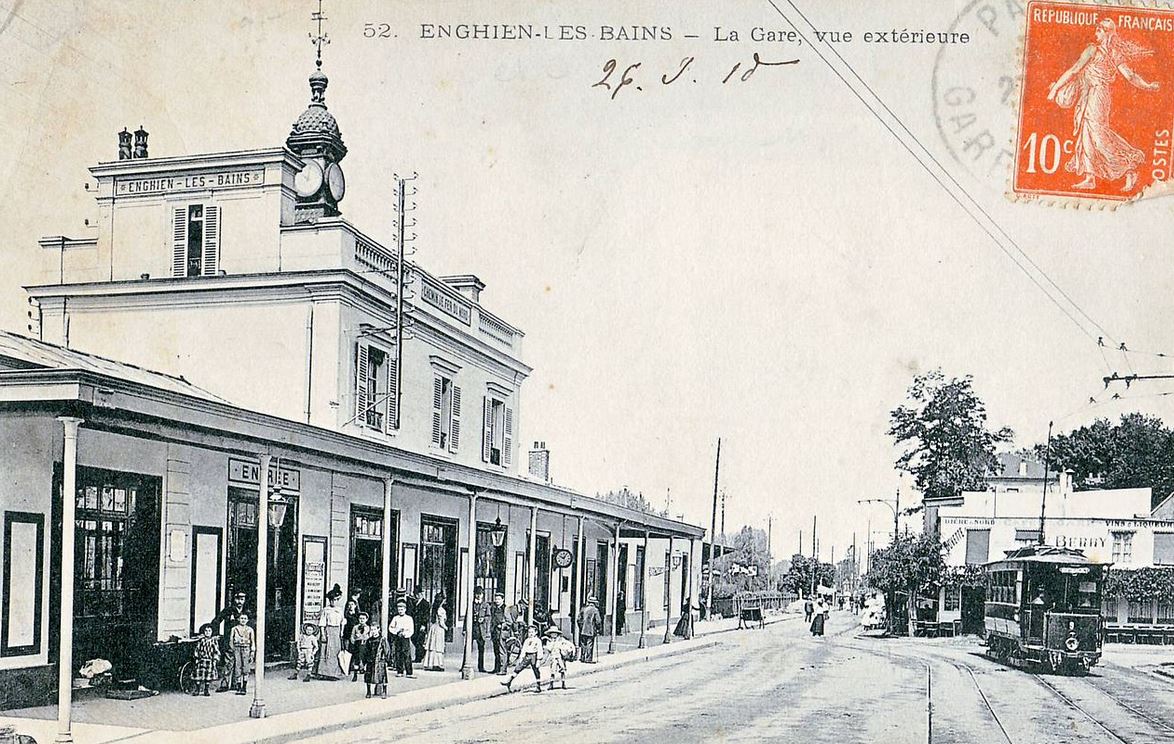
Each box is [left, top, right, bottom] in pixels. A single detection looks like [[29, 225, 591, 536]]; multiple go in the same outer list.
[[412, 592, 431, 663], [471, 587, 491, 672], [490, 592, 507, 674]]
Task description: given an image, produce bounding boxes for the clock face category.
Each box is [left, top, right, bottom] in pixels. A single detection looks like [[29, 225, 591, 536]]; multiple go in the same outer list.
[[553, 548, 574, 569], [326, 163, 346, 201], [294, 160, 324, 198]]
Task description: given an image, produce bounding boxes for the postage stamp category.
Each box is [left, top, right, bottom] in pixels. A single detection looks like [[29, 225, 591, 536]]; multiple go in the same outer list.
[[1011, 1, 1173, 204]]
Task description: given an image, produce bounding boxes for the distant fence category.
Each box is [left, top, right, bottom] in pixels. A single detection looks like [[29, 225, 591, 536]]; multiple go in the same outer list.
[[710, 591, 792, 619]]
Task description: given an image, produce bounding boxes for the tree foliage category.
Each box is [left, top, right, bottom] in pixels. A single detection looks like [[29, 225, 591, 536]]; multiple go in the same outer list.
[[596, 487, 668, 517], [889, 370, 1013, 502], [778, 554, 835, 597], [865, 533, 946, 635], [1037, 413, 1174, 509], [1105, 567, 1174, 602]]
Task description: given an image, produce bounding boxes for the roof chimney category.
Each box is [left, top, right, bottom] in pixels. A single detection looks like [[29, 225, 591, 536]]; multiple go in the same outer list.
[[133, 126, 149, 158], [117, 128, 132, 160], [528, 441, 550, 483], [441, 274, 486, 303]]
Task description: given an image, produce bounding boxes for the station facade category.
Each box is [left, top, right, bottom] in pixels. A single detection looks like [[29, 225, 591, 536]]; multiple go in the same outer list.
[[0, 63, 703, 709]]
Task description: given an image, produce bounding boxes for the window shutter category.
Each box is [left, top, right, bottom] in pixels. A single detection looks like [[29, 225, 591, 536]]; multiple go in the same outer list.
[[965, 529, 990, 565], [171, 207, 187, 277], [386, 352, 398, 432], [1156, 533, 1174, 566], [449, 385, 461, 452], [355, 343, 369, 426], [503, 406, 514, 466], [201, 205, 220, 276], [482, 397, 492, 463], [431, 377, 443, 446]]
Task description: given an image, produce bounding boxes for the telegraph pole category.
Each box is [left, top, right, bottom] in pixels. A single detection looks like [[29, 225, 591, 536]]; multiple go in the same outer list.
[[706, 438, 721, 619], [810, 515, 817, 597], [1039, 420, 1054, 545]]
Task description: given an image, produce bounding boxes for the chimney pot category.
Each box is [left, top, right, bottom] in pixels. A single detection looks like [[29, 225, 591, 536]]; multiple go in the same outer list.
[[133, 126, 149, 159], [117, 128, 132, 160]]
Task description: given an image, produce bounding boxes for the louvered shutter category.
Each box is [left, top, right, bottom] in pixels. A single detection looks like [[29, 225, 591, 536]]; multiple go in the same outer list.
[[431, 377, 443, 446], [482, 397, 493, 462], [386, 352, 398, 431], [503, 406, 514, 466], [171, 208, 187, 277], [355, 343, 369, 426], [449, 385, 462, 452], [201, 205, 220, 276]]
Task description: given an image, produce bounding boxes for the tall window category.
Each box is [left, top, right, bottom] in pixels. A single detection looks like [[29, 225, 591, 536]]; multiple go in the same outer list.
[[482, 397, 512, 466], [431, 375, 460, 451], [943, 585, 961, 612], [356, 342, 397, 433], [1112, 531, 1134, 564], [475, 522, 507, 596], [171, 204, 219, 277], [186, 205, 204, 276]]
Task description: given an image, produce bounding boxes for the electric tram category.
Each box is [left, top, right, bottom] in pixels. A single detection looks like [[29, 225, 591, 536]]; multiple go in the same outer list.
[[983, 545, 1109, 674]]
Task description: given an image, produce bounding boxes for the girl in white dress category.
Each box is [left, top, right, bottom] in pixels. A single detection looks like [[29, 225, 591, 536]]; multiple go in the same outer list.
[[422, 592, 448, 671]]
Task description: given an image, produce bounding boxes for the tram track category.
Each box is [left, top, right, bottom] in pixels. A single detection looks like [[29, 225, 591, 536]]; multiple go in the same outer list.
[[840, 633, 1174, 744]]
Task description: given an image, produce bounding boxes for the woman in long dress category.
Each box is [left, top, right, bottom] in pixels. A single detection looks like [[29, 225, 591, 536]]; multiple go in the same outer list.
[[1047, 18, 1160, 192], [810, 600, 826, 637], [422, 593, 448, 671], [315, 585, 346, 679]]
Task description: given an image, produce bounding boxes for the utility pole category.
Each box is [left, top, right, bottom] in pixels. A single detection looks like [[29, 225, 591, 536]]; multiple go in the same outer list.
[[720, 488, 727, 548], [810, 515, 817, 597], [767, 513, 773, 592], [798, 530, 802, 557], [706, 438, 721, 619], [1039, 420, 1054, 545], [894, 486, 901, 542]]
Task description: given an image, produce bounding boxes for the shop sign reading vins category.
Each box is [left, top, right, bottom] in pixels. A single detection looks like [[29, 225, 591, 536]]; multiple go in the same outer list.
[[228, 457, 301, 492], [115, 168, 265, 196]]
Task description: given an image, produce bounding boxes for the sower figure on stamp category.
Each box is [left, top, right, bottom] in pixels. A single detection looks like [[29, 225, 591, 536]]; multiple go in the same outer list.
[[1047, 18, 1160, 192]]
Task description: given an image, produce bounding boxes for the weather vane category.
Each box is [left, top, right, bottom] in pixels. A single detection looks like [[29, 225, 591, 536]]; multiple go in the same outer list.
[[309, 0, 329, 69]]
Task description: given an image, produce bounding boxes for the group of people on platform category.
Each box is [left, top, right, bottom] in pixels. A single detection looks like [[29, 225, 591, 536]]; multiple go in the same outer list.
[[191, 583, 664, 700]]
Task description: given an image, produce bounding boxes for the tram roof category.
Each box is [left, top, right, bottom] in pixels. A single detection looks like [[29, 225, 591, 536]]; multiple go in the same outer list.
[[987, 545, 1111, 567]]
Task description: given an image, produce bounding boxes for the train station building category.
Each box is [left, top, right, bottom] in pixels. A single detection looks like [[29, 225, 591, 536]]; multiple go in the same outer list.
[[0, 60, 704, 711]]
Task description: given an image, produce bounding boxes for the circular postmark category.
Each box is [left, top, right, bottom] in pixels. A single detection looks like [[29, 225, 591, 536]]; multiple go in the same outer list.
[[932, 0, 1028, 192]]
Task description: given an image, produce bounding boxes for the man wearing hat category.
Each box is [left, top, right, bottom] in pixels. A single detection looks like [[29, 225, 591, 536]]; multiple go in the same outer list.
[[210, 590, 251, 692], [576, 596, 602, 664], [489, 592, 508, 674]]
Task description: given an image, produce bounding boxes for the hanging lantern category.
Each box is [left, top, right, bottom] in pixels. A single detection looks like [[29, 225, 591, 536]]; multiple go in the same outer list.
[[268, 491, 290, 529], [490, 516, 507, 548]]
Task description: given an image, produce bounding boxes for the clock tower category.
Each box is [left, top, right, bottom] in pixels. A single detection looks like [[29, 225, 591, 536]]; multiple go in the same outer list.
[[286, 62, 347, 222]]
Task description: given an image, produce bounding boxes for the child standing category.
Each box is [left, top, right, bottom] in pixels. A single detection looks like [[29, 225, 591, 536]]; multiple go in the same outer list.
[[388, 600, 415, 678], [349, 612, 373, 681], [289, 623, 319, 682], [543, 627, 575, 691], [501, 625, 543, 693], [230, 612, 256, 695], [191, 623, 220, 696], [364, 630, 390, 698]]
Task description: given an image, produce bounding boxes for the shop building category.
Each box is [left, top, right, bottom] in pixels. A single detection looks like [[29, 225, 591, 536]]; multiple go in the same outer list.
[[934, 483, 1174, 633], [0, 61, 704, 711]]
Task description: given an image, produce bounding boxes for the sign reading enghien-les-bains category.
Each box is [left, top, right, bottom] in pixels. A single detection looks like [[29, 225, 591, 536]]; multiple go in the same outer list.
[[115, 169, 265, 196]]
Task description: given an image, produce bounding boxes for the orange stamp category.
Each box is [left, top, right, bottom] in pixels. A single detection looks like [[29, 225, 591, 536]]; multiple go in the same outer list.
[[1013, 2, 1171, 203]]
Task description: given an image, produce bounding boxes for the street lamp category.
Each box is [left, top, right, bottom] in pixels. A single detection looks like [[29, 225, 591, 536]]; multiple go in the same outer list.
[[489, 516, 507, 548]]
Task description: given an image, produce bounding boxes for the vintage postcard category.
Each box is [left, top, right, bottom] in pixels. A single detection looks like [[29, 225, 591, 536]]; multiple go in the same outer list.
[[0, 1, 1172, 743]]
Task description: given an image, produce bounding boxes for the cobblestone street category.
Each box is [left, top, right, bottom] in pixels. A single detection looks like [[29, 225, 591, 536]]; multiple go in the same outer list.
[[304, 613, 1174, 744]]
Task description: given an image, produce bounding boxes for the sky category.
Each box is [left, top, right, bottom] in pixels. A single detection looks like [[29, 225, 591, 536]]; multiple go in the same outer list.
[[1, 0, 1172, 565]]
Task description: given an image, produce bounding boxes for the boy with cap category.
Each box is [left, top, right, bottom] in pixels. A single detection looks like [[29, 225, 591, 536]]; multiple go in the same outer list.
[[388, 599, 415, 678]]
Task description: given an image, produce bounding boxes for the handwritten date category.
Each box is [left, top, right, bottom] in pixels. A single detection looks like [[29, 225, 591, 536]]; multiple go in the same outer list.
[[592, 53, 798, 100]]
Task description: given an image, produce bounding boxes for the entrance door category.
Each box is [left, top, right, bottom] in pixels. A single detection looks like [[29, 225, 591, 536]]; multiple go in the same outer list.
[[348, 506, 398, 615], [475, 522, 507, 597], [419, 516, 458, 642], [533, 533, 551, 614], [596, 541, 609, 616], [961, 586, 985, 635], [226, 487, 298, 661]]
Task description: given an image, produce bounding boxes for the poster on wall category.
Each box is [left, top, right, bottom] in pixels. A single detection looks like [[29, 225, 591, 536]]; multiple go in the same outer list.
[[302, 536, 327, 624]]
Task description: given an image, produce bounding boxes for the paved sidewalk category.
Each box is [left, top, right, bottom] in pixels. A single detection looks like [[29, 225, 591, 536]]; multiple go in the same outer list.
[[0, 611, 793, 743]]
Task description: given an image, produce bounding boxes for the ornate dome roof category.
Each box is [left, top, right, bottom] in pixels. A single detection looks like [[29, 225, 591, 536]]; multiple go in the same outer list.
[[288, 68, 343, 142], [291, 104, 341, 138]]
